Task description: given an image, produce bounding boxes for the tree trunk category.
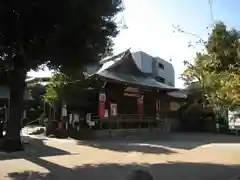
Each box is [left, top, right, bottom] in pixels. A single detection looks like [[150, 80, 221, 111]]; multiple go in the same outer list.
[[0, 67, 27, 152]]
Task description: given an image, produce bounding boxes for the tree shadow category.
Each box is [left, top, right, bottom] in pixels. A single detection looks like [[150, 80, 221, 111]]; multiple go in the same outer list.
[[0, 136, 72, 161], [6, 161, 240, 180], [22, 126, 240, 151], [76, 132, 240, 153], [77, 140, 177, 154], [2, 135, 240, 180], [71, 132, 240, 153], [159, 133, 240, 150]]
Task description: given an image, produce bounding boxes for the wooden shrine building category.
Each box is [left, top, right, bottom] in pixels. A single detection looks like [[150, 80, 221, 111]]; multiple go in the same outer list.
[[63, 50, 186, 138]]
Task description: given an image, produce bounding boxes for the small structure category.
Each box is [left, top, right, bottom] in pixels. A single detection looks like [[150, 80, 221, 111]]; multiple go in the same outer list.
[[26, 76, 51, 86], [0, 85, 34, 125]]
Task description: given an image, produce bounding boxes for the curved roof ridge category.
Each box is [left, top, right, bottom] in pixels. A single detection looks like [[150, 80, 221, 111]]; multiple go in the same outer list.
[[100, 48, 131, 64]]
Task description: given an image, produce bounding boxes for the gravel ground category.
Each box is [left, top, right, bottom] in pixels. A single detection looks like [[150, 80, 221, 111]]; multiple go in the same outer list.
[[1, 130, 240, 180]]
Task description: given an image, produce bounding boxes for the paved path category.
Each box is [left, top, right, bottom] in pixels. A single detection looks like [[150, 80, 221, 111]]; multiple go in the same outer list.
[[1, 132, 240, 180]]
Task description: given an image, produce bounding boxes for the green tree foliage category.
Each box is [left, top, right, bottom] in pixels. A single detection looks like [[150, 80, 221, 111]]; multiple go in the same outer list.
[[44, 70, 100, 104], [181, 22, 240, 109], [43, 73, 68, 103], [207, 23, 240, 72], [0, 0, 123, 151]]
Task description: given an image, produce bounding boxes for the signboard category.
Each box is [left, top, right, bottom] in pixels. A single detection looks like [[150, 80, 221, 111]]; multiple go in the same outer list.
[[61, 103, 67, 117], [124, 87, 140, 97], [124, 93, 140, 97], [104, 109, 109, 117], [124, 87, 139, 93], [99, 93, 106, 102], [69, 114, 73, 124], [124, 86, 141, 97], [110, 103, 118, 116], [228, 109, 240, 130], [74, 114, 79, 121]]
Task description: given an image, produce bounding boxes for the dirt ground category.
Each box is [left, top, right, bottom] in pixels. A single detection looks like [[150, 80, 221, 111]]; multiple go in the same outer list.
[[1, 132, 240, 180]]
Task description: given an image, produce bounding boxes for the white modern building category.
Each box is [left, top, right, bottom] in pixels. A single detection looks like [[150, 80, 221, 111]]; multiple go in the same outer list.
[[132, 51, 175, 87], [86, 50, 175, 87]]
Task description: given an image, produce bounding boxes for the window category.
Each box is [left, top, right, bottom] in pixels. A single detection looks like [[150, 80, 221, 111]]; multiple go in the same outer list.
[[155, 76, 165, 83], [158, 63, 164, 69]]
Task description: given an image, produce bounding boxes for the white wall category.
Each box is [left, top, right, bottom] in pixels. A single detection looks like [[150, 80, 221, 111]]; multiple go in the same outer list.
[[155, 57, 175, 87], [132, 51, 153, 74], [132, 51, 175, 87]]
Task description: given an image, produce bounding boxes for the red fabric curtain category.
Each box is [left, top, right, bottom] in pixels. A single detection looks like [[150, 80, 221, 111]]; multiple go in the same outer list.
[[98, 93, 106, 118]]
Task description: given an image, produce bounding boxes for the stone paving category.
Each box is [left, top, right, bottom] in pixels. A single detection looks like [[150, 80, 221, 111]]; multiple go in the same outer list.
[[1, 131, 240, 180]]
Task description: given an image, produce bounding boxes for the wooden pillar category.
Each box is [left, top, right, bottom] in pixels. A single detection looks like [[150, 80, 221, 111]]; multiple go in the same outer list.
[[137, 95, 144, 117]]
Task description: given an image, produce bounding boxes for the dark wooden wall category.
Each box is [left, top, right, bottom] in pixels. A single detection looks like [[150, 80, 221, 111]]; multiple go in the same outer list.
[[143, 90, 157, 117]]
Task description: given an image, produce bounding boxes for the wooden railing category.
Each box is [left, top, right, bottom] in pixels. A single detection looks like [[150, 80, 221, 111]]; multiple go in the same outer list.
[[64, 113, 167, 131], [92, 113, 165, 130]]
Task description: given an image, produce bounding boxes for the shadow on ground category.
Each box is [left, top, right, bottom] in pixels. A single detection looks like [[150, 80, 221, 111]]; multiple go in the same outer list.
[[160, 133, 240, 150], [78, 140, 177, 154], [1, 134, 240, 180], [22, 125, 240, 151], [0, 136, 72, 161], [76, 133, 240, 153], [6, 161, 240, 180]]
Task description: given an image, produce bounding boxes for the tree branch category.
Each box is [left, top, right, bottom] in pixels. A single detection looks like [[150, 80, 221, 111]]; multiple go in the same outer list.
[[172, 24, 207, 48]]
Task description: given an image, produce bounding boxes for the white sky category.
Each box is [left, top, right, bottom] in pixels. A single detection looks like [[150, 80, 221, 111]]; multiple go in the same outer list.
[[28, 0, 201, 88], [113, 0, 199, 88]]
